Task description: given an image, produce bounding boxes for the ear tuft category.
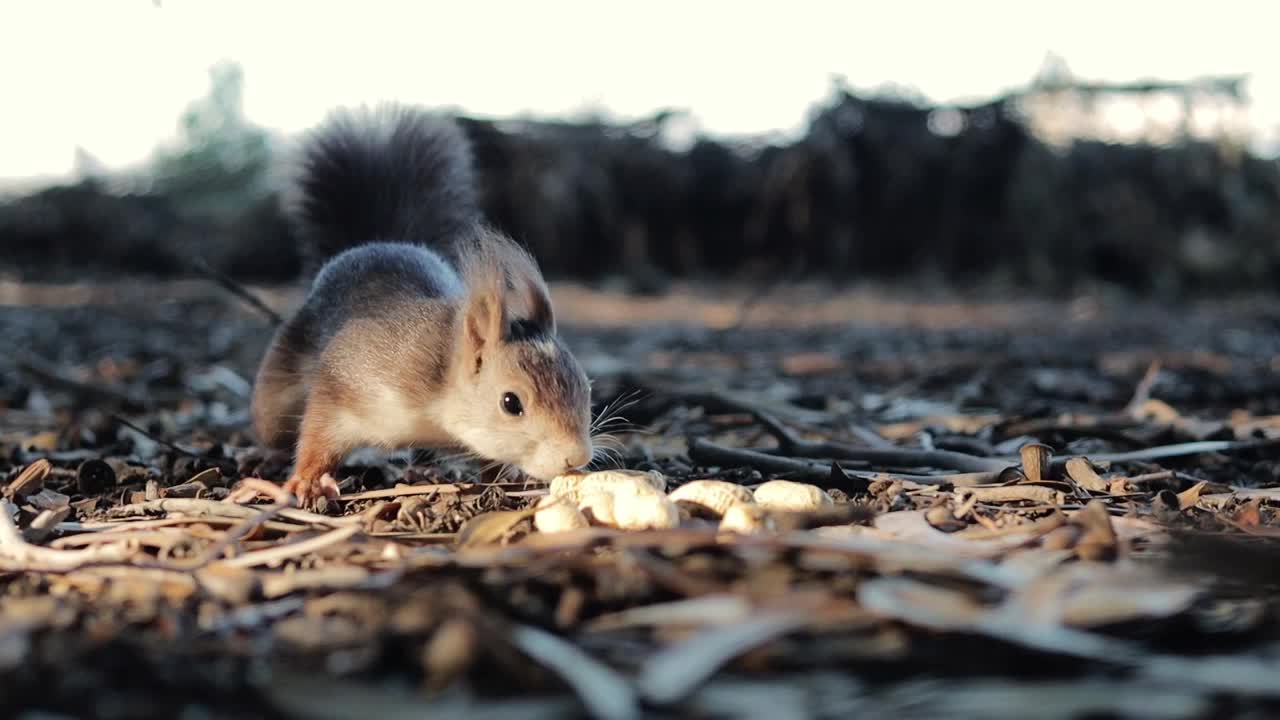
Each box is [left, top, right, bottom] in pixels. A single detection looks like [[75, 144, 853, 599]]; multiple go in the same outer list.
[[463, 289, 504, 371], [524, 279, 555, 334], [457, 226, 556, 340]]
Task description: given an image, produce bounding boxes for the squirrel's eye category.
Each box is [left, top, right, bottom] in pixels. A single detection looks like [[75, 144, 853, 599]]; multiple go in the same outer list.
[[501, 392, 524, 417]]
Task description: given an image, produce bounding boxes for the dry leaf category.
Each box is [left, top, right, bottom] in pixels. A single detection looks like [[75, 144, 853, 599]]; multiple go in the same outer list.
[[857, 577, 988, 630], [1070, 501, 1118, 561], [1233, 500, 1263, 528], [1065, 457, 1109, 493], [422, 618, 477, 691], [1130, 399, 1181, 424], [6, 458, 51, 499], [924, 505, 965, 533], [19, 431, 59, 452], [1176, 481, 1208, 511], [455, 507, 539, 548], [26, 488, 71, 512], [1010, 564, 1201, 627]]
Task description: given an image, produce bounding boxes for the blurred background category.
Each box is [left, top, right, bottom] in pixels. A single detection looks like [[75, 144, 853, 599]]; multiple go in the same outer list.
[[2, 0, 1279, 298]]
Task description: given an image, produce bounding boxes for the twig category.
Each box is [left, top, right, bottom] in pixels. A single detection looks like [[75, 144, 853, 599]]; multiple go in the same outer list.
[[687, 439, 1002, 488], [276, 507, 363, 527], [636, 610, 809, 705], [218, 524, 361, 569], [107, 496, 359, 528], [190, 256, 283, 326], [50, 522, 299, 546], [753, 408, 1008, 473], [1121, 471, 1178, 485], [110, 414, 209, 461], [182, 499, 292, 569], [260, 565, 406, 598], [652, 385, 833, 426], [955, 486, 1061, 505], [510, 624, 641, 720], [109, 498, 260, 521], [1071, 439, 1280, 466], [337, 483, 465, 501], [16, 354, 145, 412], [1123, 359, 1163, 415], [0, 505, 134, 572], [755, 408, 1279, 473]]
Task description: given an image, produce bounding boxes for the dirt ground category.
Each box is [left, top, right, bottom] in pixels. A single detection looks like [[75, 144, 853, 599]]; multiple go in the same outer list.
[[4, 279, 1280, 719]]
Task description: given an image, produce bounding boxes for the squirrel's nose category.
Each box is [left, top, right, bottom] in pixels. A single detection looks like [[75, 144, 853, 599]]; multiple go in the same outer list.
[[564, 449, 591, 470]]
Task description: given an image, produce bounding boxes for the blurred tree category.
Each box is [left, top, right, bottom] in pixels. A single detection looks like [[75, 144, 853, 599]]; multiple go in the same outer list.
[[149, 61, 273, 219]]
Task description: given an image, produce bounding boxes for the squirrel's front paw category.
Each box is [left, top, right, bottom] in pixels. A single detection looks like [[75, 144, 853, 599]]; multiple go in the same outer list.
[[283, 472, 341, 512]]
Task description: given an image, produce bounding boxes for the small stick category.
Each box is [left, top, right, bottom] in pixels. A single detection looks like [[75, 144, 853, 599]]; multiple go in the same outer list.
[[510, 624, 641, 720], [1123, 359, 1163, 415], [955, 485, 1061, 505], [1121, 470, 1178, 485], [108, 496, 359, 528], [1069, 439, 1280, 466], [755, 409, 1280, 472], [753, 407, 1008, 473], [17, 354, 145, 412], [217, 524, 361, 569], [687, 439, 1001, 489], [336, 484, 465, 501], [182, 499, 292, 569], [110, 414, 208, 461], [190, 256, 283, 326], [109, 498, 260, 521], [0, 507, 134, 572]]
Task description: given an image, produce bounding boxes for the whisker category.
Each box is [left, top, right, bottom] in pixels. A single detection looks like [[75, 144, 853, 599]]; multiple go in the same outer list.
[[589, 430, 627, 450], [428, 450, 483, 466], [590, 390, 649, 438], [591, 391, 635, 427]]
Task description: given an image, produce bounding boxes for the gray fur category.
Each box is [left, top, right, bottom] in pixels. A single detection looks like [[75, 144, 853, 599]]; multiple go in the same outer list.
[[287, 104, 480, 271], [299, 242, 465, 351]]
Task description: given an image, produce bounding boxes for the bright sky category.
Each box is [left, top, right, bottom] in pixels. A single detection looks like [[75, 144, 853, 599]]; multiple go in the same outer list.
[[3, 0, 1277, 182]]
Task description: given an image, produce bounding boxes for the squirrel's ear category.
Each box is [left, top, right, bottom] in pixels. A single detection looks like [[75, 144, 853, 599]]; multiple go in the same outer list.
[[523, 278, 555, 334], [463, 289, 504, 371], [503, 260, 554, 334]]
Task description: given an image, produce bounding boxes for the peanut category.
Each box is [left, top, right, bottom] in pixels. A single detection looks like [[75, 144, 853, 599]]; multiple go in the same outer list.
[[752, 480, 833, 512]]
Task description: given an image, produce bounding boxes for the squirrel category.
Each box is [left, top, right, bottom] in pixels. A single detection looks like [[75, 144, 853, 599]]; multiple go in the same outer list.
[[250, 105, 595, 508]]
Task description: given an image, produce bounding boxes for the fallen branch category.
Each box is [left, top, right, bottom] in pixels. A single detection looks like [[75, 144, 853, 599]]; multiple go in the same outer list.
[[751, 409, 1280, 475], [510, 624, 640, 720], [636, 610, 809, 705], [111, 414, 220, 463], [752, 408, 1008, 473], [687, 439, 1002, 489], [1065, 439, 1280, 466], [0, 502, 134, 572], [190, 256, 283, 326], [16, 354, 146, 412], [217, 524, 362, 569]]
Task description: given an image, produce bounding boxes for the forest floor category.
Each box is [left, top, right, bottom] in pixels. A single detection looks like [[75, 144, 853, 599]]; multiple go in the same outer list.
[[4, 278, 1280, 719]]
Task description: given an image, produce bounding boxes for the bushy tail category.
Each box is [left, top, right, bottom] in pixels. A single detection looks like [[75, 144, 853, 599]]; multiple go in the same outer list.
[[286, 104, 480, 269]]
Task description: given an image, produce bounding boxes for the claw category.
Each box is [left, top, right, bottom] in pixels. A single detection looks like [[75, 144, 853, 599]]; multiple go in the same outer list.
[[282, 472, 341, 513]]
